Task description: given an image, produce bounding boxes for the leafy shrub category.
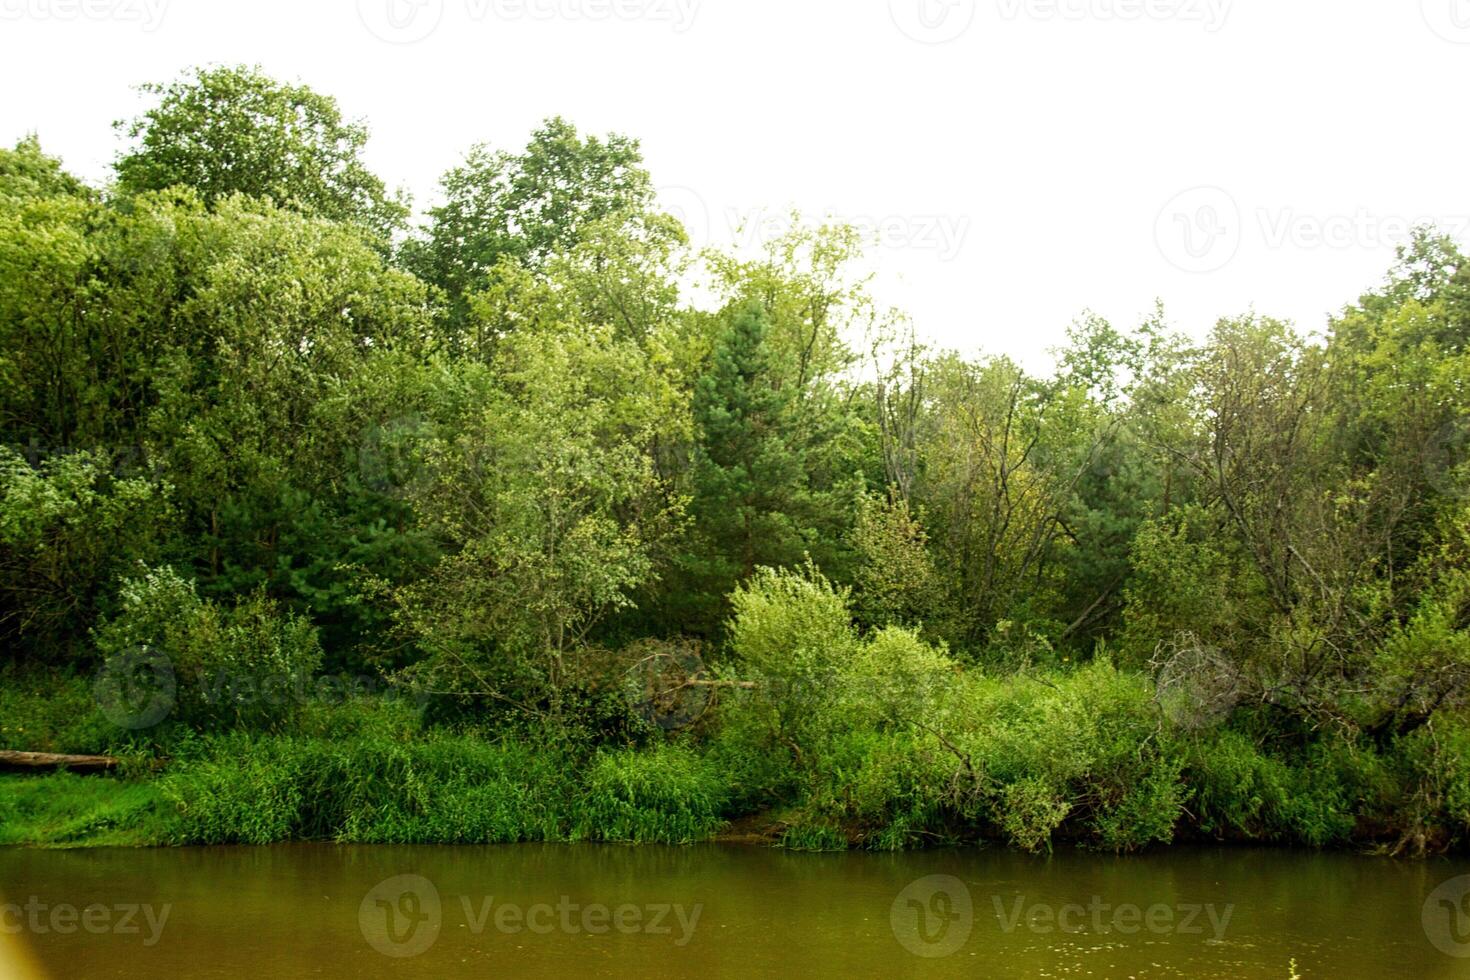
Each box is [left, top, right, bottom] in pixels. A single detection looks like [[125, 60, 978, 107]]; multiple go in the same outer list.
[[0, 669, 119, 754], [999, 777, 1072, 853], [729, 563, 856, 683], [1185, 728, 1364, 846], [94, 566, 323, 731], [0, 448, 170, 665]]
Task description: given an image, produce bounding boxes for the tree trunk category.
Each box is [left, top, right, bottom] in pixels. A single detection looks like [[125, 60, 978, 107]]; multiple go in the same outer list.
[[0, 750, 120, 773]]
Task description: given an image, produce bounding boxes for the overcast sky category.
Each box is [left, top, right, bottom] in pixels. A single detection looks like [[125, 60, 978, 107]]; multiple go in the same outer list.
[[2, 0, 1467, 370]]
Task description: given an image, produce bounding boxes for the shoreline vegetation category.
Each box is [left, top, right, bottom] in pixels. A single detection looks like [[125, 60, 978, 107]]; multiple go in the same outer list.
[[5, 65, 1470, 858]]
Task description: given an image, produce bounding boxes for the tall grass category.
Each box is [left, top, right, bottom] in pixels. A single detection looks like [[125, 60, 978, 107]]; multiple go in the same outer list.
[[158, 732, 577, 844], [0, 775, 173, 847], [569, 743, 729, 844]]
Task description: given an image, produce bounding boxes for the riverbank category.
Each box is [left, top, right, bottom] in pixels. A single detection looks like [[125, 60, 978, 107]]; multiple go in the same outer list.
[[3, 664, 1466, 855]]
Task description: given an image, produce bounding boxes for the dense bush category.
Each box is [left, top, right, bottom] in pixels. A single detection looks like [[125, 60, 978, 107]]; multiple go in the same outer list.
[[93, 566, 323, 732]]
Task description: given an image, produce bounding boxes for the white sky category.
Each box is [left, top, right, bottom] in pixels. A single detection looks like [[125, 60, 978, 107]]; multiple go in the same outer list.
[[2, 0, 1467, 370]]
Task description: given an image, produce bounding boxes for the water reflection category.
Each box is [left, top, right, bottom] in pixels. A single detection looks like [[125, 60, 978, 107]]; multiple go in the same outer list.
[[1, 844, 1467, 978]]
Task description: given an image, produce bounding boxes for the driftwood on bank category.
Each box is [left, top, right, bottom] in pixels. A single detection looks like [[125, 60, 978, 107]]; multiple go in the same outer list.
[[0, 750, 120, 773]]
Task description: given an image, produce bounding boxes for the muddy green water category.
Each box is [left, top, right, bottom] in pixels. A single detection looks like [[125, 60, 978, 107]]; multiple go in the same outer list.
[[2, 844, 1470, 978]]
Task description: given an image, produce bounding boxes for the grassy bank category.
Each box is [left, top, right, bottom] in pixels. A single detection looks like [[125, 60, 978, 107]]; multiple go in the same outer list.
[[4, 662, 1467, 854]]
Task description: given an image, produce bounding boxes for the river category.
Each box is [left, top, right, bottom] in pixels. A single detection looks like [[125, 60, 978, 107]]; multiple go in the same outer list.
[[2, 844, 1469, 977]]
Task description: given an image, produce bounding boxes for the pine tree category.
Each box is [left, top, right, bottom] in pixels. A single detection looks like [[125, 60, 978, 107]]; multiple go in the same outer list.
[[682, 301, 817, 629]]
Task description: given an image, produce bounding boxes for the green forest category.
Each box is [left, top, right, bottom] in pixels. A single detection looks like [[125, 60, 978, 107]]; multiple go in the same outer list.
[[4, 64, 1470, 857]]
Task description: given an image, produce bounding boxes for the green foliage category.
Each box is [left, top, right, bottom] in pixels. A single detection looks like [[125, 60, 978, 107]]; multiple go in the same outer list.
[[849, 491, 942, 633], [115, 65, 407, 238], [0, 136, 90, 200], [728, 563, 855, 681], [680, 301, 830, 630], [0, 671, 119, 756], [0, 448, 170, 664], [392, 322, 685, 720], [4, 69, 1470, 857], [0, 774, 173, 847], [1120, 507, 1236, 662], [777, 821, 849, 852], [1184, 729, 1364, 846], [405, 117, 656, 331], [570, 743, 728, 843], [94, 566, 323, 731], [158, 731, 574, 844], [998, 777, 1072, 853]]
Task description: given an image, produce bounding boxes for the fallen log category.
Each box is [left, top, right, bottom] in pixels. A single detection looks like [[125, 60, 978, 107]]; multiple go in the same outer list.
[[0, 750, 119, 773]]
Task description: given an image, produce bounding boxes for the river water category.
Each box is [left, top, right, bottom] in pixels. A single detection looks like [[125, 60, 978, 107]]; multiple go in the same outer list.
[[2, 844, 1469, 978]]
